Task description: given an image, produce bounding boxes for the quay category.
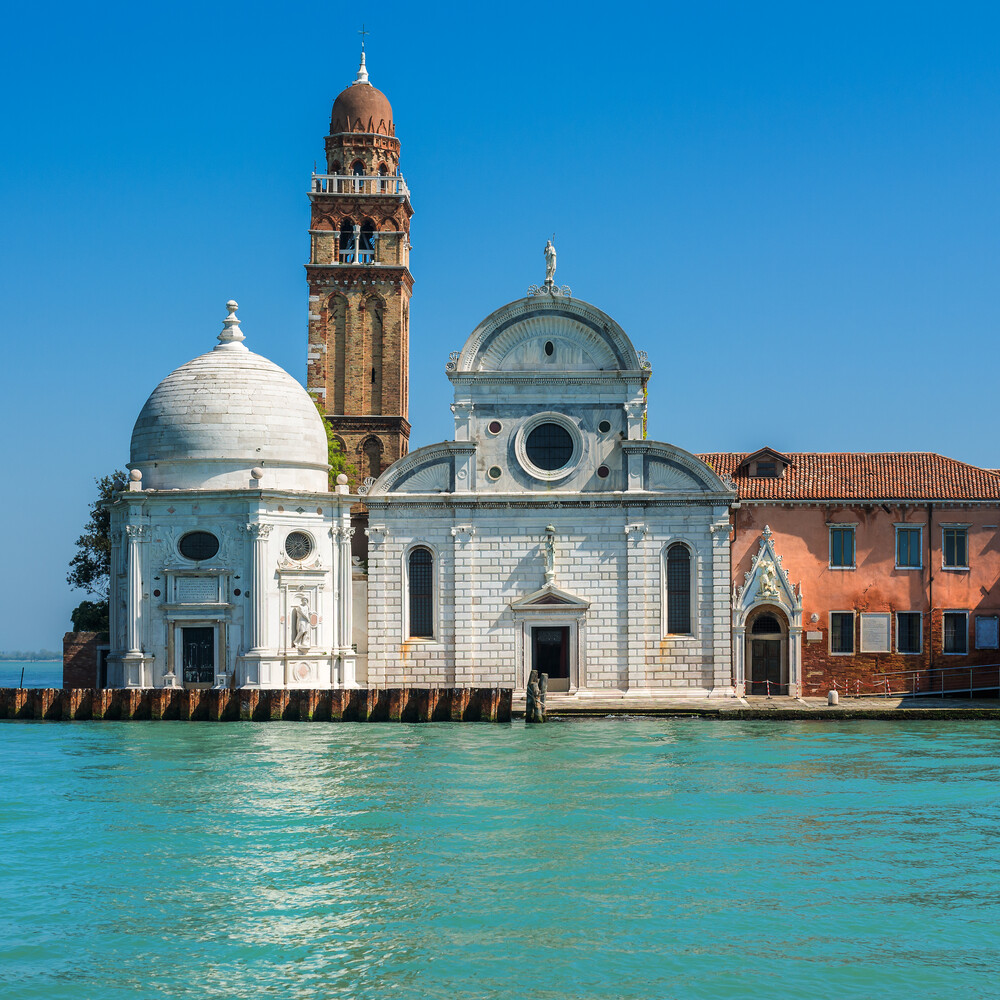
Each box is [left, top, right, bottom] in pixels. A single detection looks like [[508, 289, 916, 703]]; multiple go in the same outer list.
[[0, 687, 511, 723], [514, 693, 1000, 721]]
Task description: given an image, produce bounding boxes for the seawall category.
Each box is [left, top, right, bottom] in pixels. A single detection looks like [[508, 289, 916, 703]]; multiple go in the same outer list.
[[0, 688, 512, 723]]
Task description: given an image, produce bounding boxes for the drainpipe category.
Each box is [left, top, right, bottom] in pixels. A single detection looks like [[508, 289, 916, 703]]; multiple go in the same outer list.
[[927, 503, 934, 672]]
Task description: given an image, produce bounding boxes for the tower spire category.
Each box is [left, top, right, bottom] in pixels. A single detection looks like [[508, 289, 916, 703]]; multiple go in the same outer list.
[[355, 24, 369, 84]]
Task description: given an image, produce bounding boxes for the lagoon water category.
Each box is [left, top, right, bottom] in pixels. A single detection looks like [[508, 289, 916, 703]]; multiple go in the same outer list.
[[2, 719, 998, 1000], [0, 661, 62, 688]]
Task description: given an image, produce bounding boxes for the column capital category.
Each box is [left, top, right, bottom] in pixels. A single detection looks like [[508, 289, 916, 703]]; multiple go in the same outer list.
[[124, 524, 147, 539], [246, 522, 273, 538]]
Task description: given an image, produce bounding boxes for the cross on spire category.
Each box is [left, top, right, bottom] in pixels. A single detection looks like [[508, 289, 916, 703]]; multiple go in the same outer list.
[[358, 24, 369, 51]]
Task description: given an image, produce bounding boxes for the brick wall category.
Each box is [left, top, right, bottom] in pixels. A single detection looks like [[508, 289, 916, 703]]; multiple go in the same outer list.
[[62, 631, 108, 688]]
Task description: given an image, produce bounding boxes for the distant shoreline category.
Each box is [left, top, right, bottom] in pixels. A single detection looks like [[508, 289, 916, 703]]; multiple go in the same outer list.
[[0, 658, 61, 664]]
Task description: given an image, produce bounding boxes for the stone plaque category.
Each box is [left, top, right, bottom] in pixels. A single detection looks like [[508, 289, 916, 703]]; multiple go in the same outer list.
[[860, 613, 891, 653], [176, 576, 219, 603], [806, 630, 823, 642]]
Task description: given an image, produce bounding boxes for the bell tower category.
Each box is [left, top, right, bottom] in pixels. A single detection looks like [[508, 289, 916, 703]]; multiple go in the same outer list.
[[306, 46, 413, 485]]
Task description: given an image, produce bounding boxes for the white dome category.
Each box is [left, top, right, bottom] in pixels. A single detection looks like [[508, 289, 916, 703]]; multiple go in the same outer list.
[[129, 303, 329, 491]]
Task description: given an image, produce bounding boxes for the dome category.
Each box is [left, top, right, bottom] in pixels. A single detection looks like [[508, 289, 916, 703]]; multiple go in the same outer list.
[[129, 302, 329, 492], [330, 53, 394, 136]]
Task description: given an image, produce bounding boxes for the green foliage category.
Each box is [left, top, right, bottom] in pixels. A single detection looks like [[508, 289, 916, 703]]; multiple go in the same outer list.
[[71, 599, 109, 632], [313, 399, 357, 487], [67, 471, 125, 601]]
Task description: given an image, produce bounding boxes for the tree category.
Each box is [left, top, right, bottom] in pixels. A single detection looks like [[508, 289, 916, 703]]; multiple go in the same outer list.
[[67, 471, 124, 631], [313, 399, 357, 486]]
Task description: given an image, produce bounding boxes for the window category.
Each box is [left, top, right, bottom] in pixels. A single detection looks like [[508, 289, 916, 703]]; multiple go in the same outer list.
[[408, 548, 434, 638], [666, 544, 691, 634], [285, 532, 312, 561], [525, 423, 574, 471], [895, 527, 922, 569], [975, 616, 999, 650], [178, 531, 219, 561], [860, 613, 891, 653], [896, 612, 922, 654], [829, 527, 855, 568], [755, 461, 778, 478], [830, 612, 855, 654], [942, 528, 968, 568], [943, 612, 968, 654], [363, 437, 382, 479]]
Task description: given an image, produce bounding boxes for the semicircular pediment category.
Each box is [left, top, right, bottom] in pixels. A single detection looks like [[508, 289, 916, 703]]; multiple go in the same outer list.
[[455, 295, 642, 374]]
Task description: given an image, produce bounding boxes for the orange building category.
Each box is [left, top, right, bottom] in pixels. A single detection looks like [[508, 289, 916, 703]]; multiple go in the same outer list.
[[700, 448, 1000, 697]]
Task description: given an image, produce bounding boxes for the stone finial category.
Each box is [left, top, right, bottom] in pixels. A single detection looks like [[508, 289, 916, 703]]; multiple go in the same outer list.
[[128, 468, 142, 492], [335, 472, 349, 495], [216, 299, 247, 350], [250, 467, 264, 480], [354, 50, 369, 85]]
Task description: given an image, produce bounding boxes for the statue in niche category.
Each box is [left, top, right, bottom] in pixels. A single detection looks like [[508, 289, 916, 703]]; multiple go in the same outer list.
[[757, 561, 780, 599], [544, 240, 557, 284], [292, 595, 314, 649]]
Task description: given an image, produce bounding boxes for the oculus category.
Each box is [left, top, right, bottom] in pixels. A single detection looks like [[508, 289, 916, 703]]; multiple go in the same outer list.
[[178, 531, 219, 561], [285, 531, 313, 560], [598, 419, 612, 433], [525, 423, 573, 471], [488, 466, 503, 480]]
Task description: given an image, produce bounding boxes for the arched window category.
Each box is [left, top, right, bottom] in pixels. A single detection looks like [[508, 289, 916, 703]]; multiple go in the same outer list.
[[352, 160, 365, 192], [752, 614, 782, 634], [339, 219, 355, 263], [378, 162, 389, 192], [329, 294, 348, 412], [666, 543, 691, 634], [360, 220, 376, 263], [366, 296, 383, 410], [408, 547, 434, 638], [363, 437, 382, 479]]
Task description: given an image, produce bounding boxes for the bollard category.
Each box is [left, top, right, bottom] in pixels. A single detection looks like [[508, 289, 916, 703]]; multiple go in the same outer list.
[[828, 690, 839, 706]]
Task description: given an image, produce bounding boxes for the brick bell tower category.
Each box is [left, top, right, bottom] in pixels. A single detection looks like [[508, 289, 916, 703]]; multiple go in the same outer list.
[[306, 46, 412, 487]]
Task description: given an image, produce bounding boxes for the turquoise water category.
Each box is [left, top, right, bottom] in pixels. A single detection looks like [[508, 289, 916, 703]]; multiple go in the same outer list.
[[0, 661, 62, 688], [1, 719, 998, 1000]]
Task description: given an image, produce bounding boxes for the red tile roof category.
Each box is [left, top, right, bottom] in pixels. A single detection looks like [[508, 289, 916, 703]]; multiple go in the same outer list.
[[696, 452, 1000, 502]]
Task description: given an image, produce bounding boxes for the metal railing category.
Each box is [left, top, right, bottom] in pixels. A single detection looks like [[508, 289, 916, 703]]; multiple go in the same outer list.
[[311, 173, 409, 197], [871, 663, 1000, 698]]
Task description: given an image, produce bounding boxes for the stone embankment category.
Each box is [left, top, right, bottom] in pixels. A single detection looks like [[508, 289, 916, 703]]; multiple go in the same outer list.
[[0, 688, 512, 723], [514, 694, 1000, 720]]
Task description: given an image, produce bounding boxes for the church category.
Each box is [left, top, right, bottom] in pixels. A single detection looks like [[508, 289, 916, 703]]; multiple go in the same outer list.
[[94, 50, 1000, 700]]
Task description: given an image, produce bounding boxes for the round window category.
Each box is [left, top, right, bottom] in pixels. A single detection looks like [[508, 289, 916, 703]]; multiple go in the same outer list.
[[598, 419, 612, 434], [597, 465, 610, 479], [488, 466, 502, 480], [525, 423, 574, 471], [285, 531, 313, 560], [487, 420, 503, 435], [179, 531, 219, 561]]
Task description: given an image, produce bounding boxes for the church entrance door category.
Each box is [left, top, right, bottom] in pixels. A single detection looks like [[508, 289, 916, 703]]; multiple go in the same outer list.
[[532, 626, 569, 692], [182, 627, 215, 686], [747, 610, 787, 695]]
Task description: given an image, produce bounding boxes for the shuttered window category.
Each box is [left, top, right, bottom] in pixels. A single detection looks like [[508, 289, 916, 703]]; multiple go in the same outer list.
[[408, 548, 434, 638], [666, 544, 691, 634]]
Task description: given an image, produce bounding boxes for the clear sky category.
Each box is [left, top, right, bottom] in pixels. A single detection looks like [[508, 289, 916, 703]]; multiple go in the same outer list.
[[2, 0, 999, 650]]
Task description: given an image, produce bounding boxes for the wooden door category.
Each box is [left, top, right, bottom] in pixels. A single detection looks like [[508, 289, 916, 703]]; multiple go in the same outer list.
[[751, 639, 781, 695]]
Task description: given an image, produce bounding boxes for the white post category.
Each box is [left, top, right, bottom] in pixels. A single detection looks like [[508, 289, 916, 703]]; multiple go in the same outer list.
[[124, 524, 146, 654], [245, 523, 272, 652], [338, 523, 356, 686]]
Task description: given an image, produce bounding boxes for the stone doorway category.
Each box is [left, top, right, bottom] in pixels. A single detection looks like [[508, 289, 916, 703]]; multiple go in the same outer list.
[[747, 610, 787, 695], [181, 626, 215, 687], [532, 626, 570, 692]]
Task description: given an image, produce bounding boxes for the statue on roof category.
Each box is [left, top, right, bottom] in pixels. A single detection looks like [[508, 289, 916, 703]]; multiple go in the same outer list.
[[544, 240, 556, 285]]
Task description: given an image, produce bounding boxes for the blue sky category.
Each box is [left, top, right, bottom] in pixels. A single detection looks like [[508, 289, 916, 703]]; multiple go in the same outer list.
[[2, 1, 999, 649]]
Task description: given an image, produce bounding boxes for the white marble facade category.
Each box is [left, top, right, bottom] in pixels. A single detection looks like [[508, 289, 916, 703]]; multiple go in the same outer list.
[[107, 303, 356, 690], [363, 289, 737, 696]]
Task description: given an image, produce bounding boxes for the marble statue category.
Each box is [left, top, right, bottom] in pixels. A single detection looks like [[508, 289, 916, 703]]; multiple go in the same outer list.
[[757, 562, 779, 599], [544, 240, 556, 284], [292, 596, 314, 648]]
